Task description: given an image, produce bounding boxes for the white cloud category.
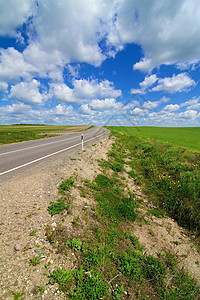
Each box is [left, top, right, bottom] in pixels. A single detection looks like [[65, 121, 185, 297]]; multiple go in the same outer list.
[[0, 102, 31, 115], [0, 0, 34, 37], [186, 103, 200, 110], [79, 104, 95, 115], [131, 107, 148, 117], [9, 79, 47, 106], [0, 48, 35, 83], [49, 104, 74, 117], [125, 0, 200, 71], [179, 110, 198, 120], [1, 0, 200, 76], [180, 98, 199, 107], [142, 101, 159, 110], [139, 74, 158, 90], [0, 81, 8, 91], [24, 0, 113, 67], [51, 79, 121, 104], [130, 89, 145, 95], [131, 74, 158, 94], [73, 79, 121, 99], [163, 104, 180, 111], [90, 98, 122, 111], [152, 73, 195, 93], [50, 83, 76, 104]]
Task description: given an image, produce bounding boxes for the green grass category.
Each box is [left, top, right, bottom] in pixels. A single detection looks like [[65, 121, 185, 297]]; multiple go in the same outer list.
[[107, 126, 200, 152], [47, 177, 74, 216], [107, 126, 200, 232], [0, 124, 92, 144]]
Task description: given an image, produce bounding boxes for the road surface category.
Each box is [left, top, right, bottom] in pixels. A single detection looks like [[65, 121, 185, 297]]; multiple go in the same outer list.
[[0, 126, 109, 177]]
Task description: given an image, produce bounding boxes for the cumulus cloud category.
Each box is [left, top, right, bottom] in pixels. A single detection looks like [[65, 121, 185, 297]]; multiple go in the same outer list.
[[152, 73, 195, 93], [1, 0, 200, 76], [0, 102, 75, 125], [0, 0, 34, 37], [0, 48, 35, 83], [79, 104, 95, 115], [131, 107, 148, 117], [51, 79, 121, 104], [131, 74, 158, 94], [163, 104, 180, 111], [9, 79, 47, 106], [128, 96, 170, 119], [126, 0, 200, 71], [0, 81, 8, 91], [179, 110, 198, 120], [90, 98, 122, 111], [180, 97, 199, 107]]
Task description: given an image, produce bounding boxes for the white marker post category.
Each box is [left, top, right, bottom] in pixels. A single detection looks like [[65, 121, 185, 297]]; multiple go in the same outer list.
[[81, 134, 84, 151]]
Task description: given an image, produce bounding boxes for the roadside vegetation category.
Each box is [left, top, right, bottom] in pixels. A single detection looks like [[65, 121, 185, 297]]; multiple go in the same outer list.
[[0, 124, 93, 144], [42, 126, 200, 299], [107, 126, 200, 233]]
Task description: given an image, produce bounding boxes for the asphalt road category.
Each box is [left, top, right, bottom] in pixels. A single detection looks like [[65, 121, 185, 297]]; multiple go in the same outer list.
[[0, 126, 109, 177]]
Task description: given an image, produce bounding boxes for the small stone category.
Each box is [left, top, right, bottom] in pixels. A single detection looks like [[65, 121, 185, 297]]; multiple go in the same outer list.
[[14, 244, 21, 251], [34, 249, 42, 254]]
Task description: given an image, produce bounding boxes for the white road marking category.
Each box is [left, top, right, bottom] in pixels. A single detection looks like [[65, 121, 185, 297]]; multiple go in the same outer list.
[[0, 131, 107, 176], [0, 127, 100, 156]]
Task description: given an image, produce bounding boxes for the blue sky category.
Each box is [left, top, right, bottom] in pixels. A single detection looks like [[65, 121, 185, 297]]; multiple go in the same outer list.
[[0, 0, 200, 126]]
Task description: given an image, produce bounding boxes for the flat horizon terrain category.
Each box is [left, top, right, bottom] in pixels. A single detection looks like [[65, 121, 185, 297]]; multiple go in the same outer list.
[[107, 126, 200, 152], [0, 125, 91, 144]]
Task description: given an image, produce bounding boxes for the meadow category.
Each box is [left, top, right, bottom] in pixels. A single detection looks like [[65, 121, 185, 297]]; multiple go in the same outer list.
[[107, 126, 200, 152], [107, 126, 200, 232], [0, 124, 91, 144]]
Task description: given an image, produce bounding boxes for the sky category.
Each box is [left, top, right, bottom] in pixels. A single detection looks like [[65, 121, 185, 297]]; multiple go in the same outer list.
[[0, 0, 200, 127]]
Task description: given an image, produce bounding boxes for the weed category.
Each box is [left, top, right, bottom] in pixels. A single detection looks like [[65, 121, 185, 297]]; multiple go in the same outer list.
[[149, 229, 155, 237], [47, 200, 69, 216], [115, 197, 137, 222], [59, 177, 74, 193], [82, 245, 102, 269], [129, 234, 145, 251], [118, 250, 144, 280], [39, 286, 45, 295], [29, 254, 42, 266], [148, 208, 164, 217], [72, 216, 79, 225], [95, 174, 111, 188], [69, 268, 109, 299], [112, 162, 123, 172], [13, 291, 24, 300], [112, 285, 125, 300], [66, 238, 82, 251], [29, 229, 37, 236], [50, 268, 73, 293]]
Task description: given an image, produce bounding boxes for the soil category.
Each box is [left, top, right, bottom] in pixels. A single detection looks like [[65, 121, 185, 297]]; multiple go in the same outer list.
[[0, 134, 200, 299]]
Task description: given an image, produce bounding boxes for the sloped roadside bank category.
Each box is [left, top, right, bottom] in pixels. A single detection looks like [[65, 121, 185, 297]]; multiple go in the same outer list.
[[0, 130, 200, 299]]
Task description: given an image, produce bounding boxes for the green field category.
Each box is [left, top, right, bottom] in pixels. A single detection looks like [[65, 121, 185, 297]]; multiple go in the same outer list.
[[107, 126, 200, 152], [0, 125, 91, 144]]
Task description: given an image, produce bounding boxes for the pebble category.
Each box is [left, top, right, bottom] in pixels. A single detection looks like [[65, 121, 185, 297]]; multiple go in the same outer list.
[[14, 244, 21, 251], [34, 249, 42, 254]]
